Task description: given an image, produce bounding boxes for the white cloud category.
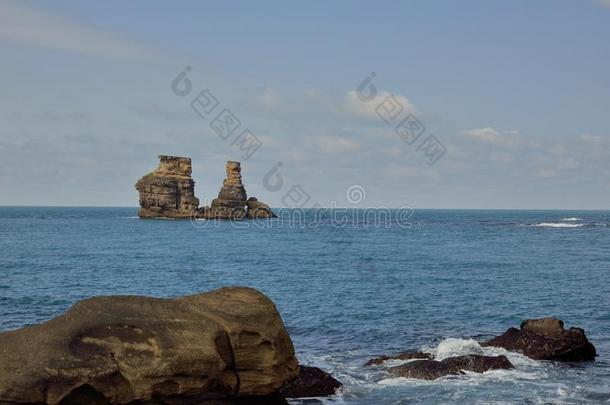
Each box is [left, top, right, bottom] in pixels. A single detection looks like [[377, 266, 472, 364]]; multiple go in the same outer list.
[[379, 163, 438, 179], [490, 152, 514, 163], [255, 87, 280, 112], [536, 168, 557, 178], [344, 90, 417, 121], [460, 127, 523, 148], [308, 136, 361, 153], [579, 133, 603, 144], [0, 1, 156, 59], [548, 143, 568, 156]]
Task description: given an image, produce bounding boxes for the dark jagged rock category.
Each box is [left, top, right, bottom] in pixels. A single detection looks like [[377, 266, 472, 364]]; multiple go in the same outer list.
[[246, 197, 276, 219], [280, 366, 342, 398], [389, 355, 513, 380], [483, 318, 596, 362], [135, 155, 199, 218], [0, 287, 299, 404], [365, 351, 432, 366]]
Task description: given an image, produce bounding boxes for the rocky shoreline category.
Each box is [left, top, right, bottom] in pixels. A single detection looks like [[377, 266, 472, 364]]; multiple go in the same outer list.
[[0, 287, 597, 403], [135, 156, 275, 220]]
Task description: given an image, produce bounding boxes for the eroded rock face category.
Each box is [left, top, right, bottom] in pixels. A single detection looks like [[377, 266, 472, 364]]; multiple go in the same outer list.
[[483, 318, 596, 362], [135, 155, 199, 218], [206, 161, 248, 219], [0, 287, 299, 404], [198, 162, 275, 220], [389, 355, 513, 380], [365, 351, 432, 366], [280, 366, 342, 398]]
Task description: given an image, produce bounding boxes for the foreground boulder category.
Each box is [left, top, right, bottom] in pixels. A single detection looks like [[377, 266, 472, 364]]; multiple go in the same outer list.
[[389, 355, 513, 380], [135, 155, 199, 218], [365, 351, 431, 366], [280, 366, 342, 398], [0, 287, 299, 404], [483, 318, 596, 361]]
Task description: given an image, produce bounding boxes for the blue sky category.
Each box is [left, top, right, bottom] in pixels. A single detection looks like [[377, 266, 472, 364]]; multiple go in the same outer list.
[[1, 0, 609, 208]]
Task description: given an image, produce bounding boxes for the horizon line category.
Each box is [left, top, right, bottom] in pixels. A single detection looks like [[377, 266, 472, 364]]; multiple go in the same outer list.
[[0, 205, 608, 212]]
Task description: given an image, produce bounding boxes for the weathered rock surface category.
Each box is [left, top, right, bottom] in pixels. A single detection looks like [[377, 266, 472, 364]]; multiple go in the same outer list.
[[483, 318, 596, 362], [389, 355, 513, 380], [0, 287, 299, 404], [246, 197, 276, 219], [280, 366, 342, 398], [198, 162, 275, 220], [135, 155, 199, 218], [365, 351, 432, 366], [204, 161, 248, 219]]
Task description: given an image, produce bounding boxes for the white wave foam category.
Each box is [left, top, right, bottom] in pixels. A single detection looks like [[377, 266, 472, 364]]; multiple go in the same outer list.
[[424, 338, 483, 360], [533, 222, 584, 228], [374, 338, 547, 386], [561, 217, 582, 222]]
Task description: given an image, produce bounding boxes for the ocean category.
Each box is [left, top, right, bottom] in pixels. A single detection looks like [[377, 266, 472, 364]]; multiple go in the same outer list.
[[1, 207, 609, 404]]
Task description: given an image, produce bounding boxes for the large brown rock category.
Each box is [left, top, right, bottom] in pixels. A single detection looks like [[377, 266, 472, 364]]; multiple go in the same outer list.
[[0, 287, 299, 404], [483, 318, 596, 362], [389, 355, 513, 380], [280, 366, 342, 398], [135, 155, 199, 218]]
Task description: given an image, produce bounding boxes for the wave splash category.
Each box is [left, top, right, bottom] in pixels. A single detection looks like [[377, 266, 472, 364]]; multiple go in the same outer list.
[[533, 222, 584, 228], [377, 338, 544, 386]]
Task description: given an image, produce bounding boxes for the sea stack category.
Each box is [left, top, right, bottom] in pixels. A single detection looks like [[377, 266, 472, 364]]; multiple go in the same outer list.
[[208, 161, 249, 219], [135, 155, 199, 218], [199, 161, 276, 220], [136, 156, 275, 219]]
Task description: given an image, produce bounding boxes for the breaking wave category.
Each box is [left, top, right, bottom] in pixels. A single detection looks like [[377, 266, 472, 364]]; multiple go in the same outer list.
[[533, 222, 584, 228]]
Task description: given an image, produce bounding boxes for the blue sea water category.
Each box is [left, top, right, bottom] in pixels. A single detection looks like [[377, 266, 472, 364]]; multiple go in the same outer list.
[[1, 207, 609, 404]]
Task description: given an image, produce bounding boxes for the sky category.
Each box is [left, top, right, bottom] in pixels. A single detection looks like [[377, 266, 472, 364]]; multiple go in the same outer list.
[[0, 0, 609, 209]]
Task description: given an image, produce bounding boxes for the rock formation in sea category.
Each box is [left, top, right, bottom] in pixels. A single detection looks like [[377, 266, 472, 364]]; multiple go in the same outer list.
[[0, 287, 300, 404], [388, 354, 513, 380], [246, 196, 276, 219], [364, 349, 513, 380], [483, 317, 597, 362], [199, 161, 276, 220], [205, 160, 249, 219], [135, 155, 199, 218], [136, 156, 275, 219], [280, 366, 342, 398]]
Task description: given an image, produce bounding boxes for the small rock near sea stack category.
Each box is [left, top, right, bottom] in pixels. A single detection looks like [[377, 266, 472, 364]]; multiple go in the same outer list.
[[0, 287, 299, 404], [280, 366, 342, 398], [483, 317, 597, 362], [365, 351, 432, 366], [247, 196, 276, 219], [389, 354, 513, 380]]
